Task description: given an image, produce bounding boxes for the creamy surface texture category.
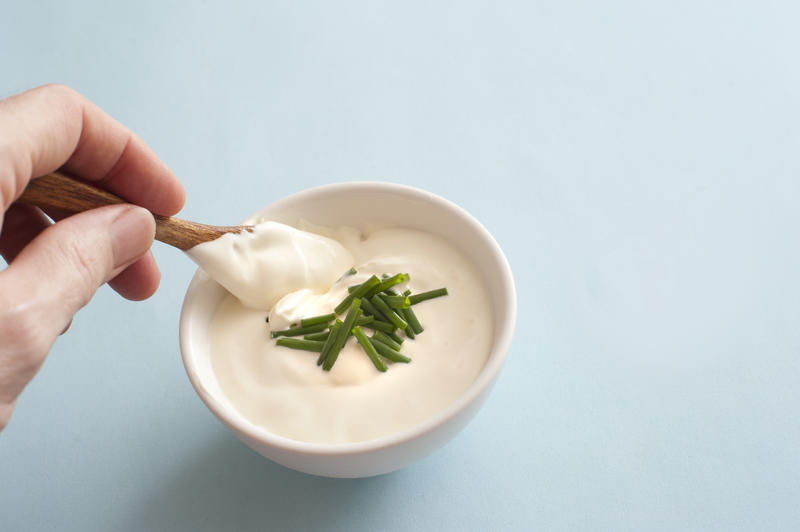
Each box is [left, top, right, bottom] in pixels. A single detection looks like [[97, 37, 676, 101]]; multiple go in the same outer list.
[[203, 224, 493, 444], [187, 221, 353, 310]]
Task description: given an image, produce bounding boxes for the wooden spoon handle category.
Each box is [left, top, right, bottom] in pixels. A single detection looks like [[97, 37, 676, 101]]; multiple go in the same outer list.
[[16, 172, 249, 251]]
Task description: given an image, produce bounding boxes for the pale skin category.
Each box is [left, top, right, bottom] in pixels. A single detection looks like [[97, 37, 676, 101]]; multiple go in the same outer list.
[[0, 85, 186, 430]]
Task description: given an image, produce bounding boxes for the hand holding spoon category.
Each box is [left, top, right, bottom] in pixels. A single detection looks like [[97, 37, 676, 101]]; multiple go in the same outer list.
[[17, 172, 253, 250], [16, 172, 354, 309]]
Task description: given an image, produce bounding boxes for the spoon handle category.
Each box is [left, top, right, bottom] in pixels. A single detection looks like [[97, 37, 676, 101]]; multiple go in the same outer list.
[[16, 172, 248, 251]]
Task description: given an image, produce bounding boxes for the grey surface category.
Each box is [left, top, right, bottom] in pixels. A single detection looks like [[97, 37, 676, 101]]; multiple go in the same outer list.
[[2, 1, 800, 530]]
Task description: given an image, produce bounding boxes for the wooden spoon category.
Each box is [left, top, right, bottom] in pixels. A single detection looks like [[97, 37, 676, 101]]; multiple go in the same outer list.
[[16, 172, 252, 250]]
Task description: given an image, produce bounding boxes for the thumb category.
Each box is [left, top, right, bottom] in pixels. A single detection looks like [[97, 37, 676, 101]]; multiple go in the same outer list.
[[1, 204, 155, 349]]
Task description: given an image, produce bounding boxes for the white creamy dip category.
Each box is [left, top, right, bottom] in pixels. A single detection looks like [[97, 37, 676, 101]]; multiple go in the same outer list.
[[186, 221, 353, 310], [198, 223, 493, 444]]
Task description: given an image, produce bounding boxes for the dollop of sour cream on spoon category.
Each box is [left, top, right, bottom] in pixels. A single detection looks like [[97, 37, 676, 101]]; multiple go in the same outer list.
[[185, 221, 354, 310]]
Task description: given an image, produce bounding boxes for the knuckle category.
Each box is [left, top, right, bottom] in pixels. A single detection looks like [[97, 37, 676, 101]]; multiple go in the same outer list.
[[61, 238, 104, 308], [37, 83, 79, 100], [0, 301, 51, 369], [0, 136, 34, 211]]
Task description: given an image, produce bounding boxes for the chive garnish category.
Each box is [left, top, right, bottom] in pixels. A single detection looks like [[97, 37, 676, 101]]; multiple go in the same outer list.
[[352, 326, 387, 372], [372, 295, 408, 330], [355, 315, 374, 326], [369, 339, 412, 363], [335, 275, 380, 315], [400, 313, 416, 339], [399, 306, 423, 335], [363, 319, 395, 334], [387, 330, 404, 345], [408, 288, 448, 305], [346, 267, 358, 276], [372, 330, 402, 351], [300, 313, 335, 327], [383, 295, 411, 309], [365, 273, 410, 298], [317, 320, 342, 366], [276, 338, 326, 352], [359, 298, 383, 320], [271, 322, 329, 338], [272, 273, 446, 373], [323, 298, 362, 371], [304, 330, 330, 341]]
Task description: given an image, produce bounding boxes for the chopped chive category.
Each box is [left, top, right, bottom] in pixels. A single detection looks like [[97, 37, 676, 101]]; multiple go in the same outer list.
[[372, 330, 402, 351], [323, 298, 362, 371], [363, 319, 395, 334], [317, 320, 341, 366], [276, 338, 326, 352], [383, 295, 411, 309], [370, 339, 412, 363], [372, 294, 408, 330], [355, 315, 374, 326], [399, 306, 423, 335], [304, 330, 330, 341], [360, 297, 382, 319], [366, 293, 392, 321], [271, 322, 328, 338], [352, 326, 387, 372], [365, 273, 410, 298], [335, 275, 380, 315], [401, 316, 416, 339], [300, 312, 336, 327], [300, 313, 335, 327], [408, 288, 448, 305], [387, 330, 404, 345], [346, 267, 357, 276]]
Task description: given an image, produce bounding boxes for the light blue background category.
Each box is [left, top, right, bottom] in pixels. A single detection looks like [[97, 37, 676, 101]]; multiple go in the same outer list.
[[2, 1, 799, 530]]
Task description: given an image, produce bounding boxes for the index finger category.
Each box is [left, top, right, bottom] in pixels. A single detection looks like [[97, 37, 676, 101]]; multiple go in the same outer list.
[[0, 84, 185, 216]]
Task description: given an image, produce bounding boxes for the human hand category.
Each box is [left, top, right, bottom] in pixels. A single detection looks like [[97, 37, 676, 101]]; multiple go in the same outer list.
[[0, 85, 185, 430]]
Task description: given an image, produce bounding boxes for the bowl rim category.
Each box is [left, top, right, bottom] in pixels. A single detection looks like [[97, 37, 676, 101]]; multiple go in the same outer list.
[[179, 180, 516, 456]]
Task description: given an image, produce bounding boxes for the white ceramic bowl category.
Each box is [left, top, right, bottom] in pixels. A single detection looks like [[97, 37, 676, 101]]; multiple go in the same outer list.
[[179, 182, 516, 477]]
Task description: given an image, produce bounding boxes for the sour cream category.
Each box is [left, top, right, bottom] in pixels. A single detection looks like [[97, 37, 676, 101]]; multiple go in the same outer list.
[[186, 221, 353, 310], [197, 223, 493, 444]]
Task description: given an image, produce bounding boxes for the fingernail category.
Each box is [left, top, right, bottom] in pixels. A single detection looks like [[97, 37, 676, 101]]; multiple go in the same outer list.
[[109, 206, 156, 268]]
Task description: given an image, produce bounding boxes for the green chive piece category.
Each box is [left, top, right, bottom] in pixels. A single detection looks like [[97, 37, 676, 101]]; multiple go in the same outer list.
[[335, 275, 380, 315], [365, 273, 410, 298], [387, 331, 404, 345], [271, 322, 328, 338], [370, 339, 412, 363], [317, 320, 342, 366], [276, 338, 325, 352], [372, 294, 408, 330], [346, 267, 358, 276], [352, 326, 387, 372], [399, 306, 423, 335], [300, 313, 335, 327], [355, 315, 374, 326], [366, 293, 392, 322], [401, 316, 416, 339], [360, 297, 382, 319], [347, 285, 359, 293], [323, 298, 362, 370], [372, 330, 402, 351], [408, 287, 448, 305], [303, 330, 330, 341], [383, 295, 411, 309], [363, 319, 395, 334]]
